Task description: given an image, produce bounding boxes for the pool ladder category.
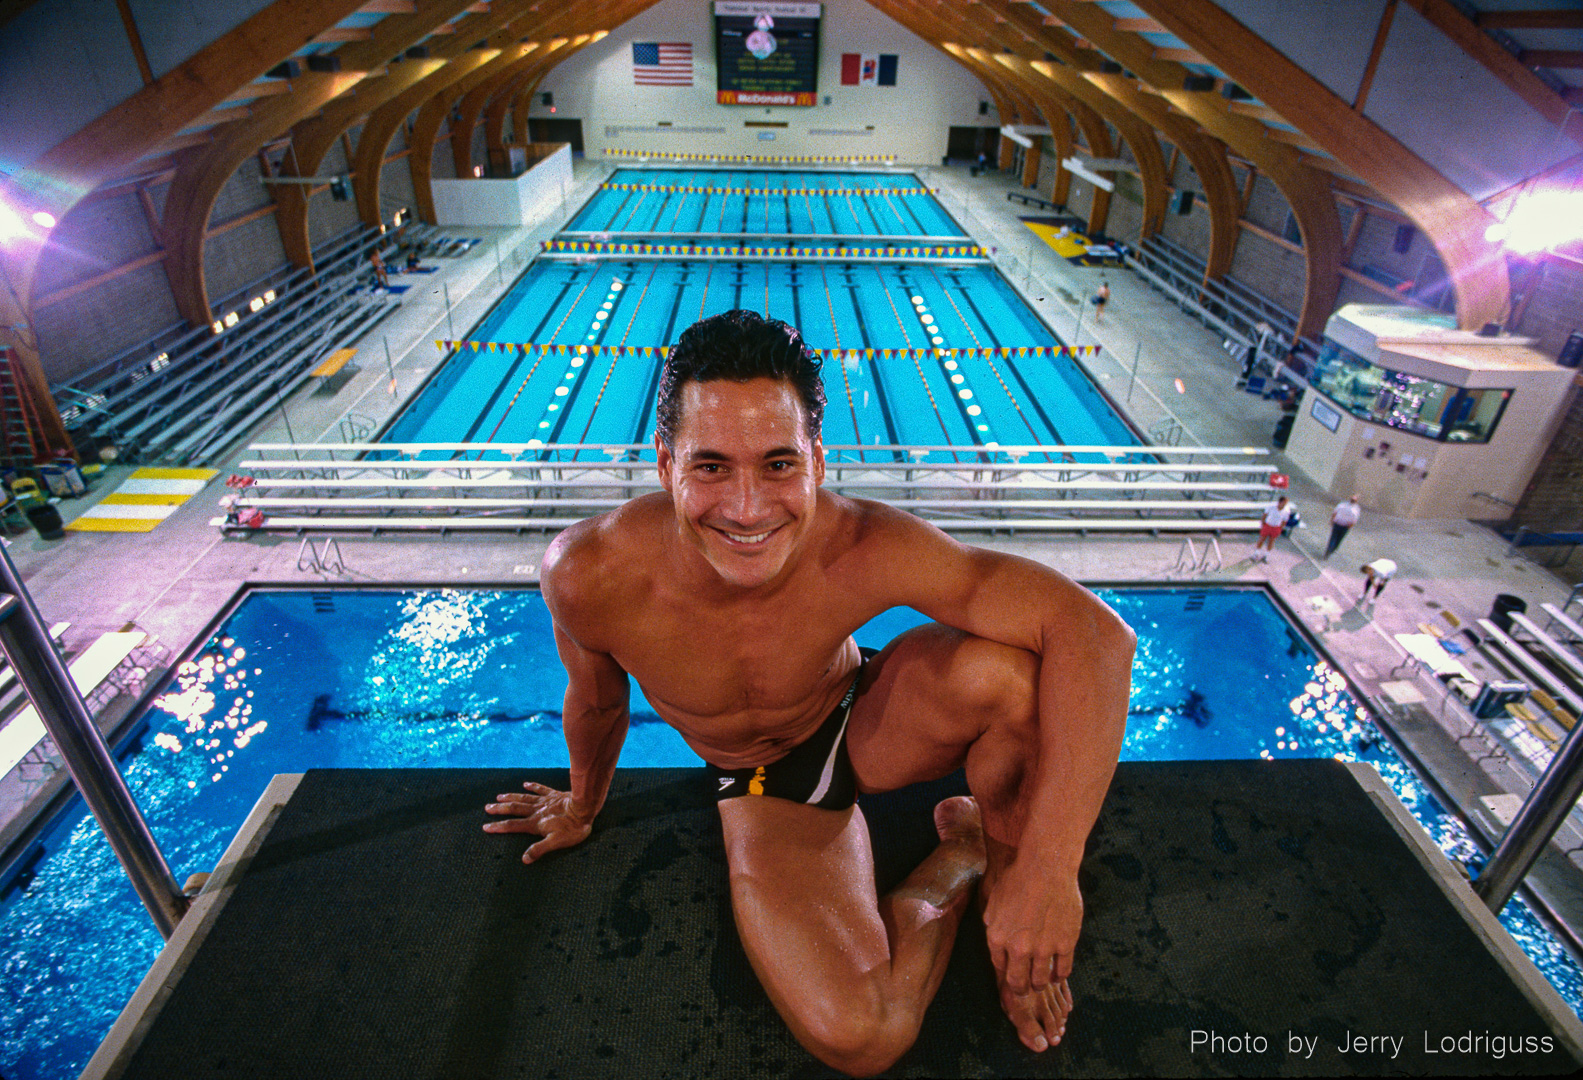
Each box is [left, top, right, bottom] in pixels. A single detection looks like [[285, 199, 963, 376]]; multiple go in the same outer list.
[[1171, 536, 1223, 577], [297, 536, 347, 575]]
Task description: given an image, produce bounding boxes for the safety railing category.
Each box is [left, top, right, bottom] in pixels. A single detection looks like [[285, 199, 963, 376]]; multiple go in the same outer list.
[[213, 442, 1277, 534]]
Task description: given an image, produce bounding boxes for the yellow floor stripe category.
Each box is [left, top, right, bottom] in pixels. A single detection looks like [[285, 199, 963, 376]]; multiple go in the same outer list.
[[63, 516, 163, 533], [99, 492, 189, 506], [133, 467, 218, 481], [64, 466, 218, 533]]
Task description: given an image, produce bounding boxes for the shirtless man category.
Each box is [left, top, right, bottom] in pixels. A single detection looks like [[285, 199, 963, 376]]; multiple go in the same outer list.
[[484, 310, 1133, 1076]]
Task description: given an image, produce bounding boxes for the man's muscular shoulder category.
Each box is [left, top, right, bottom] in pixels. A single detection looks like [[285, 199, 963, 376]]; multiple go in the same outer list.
[[540, 494, 668, 648]]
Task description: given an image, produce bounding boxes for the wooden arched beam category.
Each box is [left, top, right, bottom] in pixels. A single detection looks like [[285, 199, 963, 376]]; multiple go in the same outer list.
[[350, 47, 512, 228], [1031, 0, 1342, 340], [409, 38, 575, 222], [902, 0, 1164, 237], [948, 44, 1116, 234], [451, 34, 594, 178], [1082, 70, 1241, 280], [273, 0, 554, 271], [1129, 0, 1507, 329], [968, 0, 1237, 280], [0, 0, 376, 451], [1001, 53, 1169, 242], [160, 0, 493, 326]]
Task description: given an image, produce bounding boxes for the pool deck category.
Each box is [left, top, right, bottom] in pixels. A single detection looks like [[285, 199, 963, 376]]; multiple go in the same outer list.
[[4, 158, 1583, 956]]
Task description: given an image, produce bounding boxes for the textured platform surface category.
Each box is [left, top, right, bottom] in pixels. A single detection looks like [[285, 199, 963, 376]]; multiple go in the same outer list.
[[111, 762, 1580, 1077]]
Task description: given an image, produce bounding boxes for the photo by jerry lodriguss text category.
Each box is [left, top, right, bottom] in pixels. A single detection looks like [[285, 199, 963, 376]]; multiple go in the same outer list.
[[1188, 1029, 1557, 1061]]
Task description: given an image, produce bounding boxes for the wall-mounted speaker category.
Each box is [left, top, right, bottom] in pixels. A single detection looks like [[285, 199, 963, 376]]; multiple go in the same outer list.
[[1182, 74, 1217, 92], [1393, 224, 1415, 254], [978, 101, 989, 115], [1175, 190, 1194, 214], [265, 59, 301, 79], [306, 54, 341, 73]]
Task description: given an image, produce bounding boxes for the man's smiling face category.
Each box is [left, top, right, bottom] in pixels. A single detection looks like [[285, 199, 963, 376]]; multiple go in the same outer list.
[[656, 376, 825, 590]]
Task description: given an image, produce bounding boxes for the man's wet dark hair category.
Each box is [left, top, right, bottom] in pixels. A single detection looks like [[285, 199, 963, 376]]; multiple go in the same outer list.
[[656, 309, 826, 449]]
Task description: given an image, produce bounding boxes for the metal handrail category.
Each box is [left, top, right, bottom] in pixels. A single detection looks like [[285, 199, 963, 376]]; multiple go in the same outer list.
[[0, 551, 185, 936]]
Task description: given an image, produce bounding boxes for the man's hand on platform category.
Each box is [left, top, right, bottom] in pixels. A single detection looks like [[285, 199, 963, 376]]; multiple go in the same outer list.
[[483, 782, 594, 863]]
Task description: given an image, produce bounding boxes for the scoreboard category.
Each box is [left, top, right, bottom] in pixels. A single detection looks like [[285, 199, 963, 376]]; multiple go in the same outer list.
[[715, 1, 822, 107]]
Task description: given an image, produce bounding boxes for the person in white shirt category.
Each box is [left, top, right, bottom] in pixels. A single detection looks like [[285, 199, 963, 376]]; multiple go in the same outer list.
[[1326, 496, 1361, 558], [1360, 557, 1397, 601], [1252, 495, 1291, 561]]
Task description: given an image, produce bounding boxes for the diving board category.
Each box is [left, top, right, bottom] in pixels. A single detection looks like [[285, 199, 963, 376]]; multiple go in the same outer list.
[[88, 763, 1583, 1077]]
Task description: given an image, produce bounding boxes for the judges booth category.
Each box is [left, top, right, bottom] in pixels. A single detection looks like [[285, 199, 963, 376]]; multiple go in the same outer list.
[[1286, 305, 1579, 520]]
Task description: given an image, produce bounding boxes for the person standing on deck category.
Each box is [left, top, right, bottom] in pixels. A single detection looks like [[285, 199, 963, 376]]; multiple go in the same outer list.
[[484, 309, 1133, 1077], [1326, 496, 1361, 558], [1092, 280, 1110, 323], [1252, 495, 1291, 562]]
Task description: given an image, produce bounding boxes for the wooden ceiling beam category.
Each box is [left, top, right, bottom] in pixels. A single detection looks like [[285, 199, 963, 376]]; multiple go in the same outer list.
[[274, 0, 564, 270], [1153, 47, 1206, 64], [1043, 0, 1343, 339], [159, 0, 503, 326], [1478, 10, 1583, 30], [1397, 0, 1583, 142], [359, 0, 418, 12], [1521, 49, 1583, 69], [311, 26, 374, 43], [976, 0, 1244, 271], [1113, 17, 1164, 33], [1, 0, 381, 455], [219, 80, 294, 106], [1131, 0, 1507, 329]]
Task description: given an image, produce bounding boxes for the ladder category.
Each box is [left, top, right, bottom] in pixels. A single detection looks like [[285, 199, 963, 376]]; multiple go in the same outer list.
[[0, 347, 44, 471]]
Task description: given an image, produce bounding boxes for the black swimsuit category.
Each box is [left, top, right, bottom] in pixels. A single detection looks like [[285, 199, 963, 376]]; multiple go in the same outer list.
[[709, 648, 874, 811]]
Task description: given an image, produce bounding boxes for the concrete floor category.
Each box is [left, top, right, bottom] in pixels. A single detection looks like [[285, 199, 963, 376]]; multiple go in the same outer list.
[[5, 158, 1583, 946]]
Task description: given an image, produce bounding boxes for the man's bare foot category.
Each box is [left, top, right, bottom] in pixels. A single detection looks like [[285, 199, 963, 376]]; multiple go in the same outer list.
[[999, 976, 1072, 1052], [933, 796, 989, 876]]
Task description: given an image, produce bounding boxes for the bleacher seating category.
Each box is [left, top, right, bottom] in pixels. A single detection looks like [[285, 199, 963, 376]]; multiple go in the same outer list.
[[51, 224, 402, 466]]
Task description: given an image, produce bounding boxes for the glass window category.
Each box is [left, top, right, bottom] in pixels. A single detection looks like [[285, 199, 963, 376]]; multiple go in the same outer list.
[[1308, 338, 1510, 444]]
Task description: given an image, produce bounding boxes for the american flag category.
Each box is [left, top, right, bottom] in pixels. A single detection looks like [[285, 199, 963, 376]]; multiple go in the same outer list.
[[633, 42, 693, 86]]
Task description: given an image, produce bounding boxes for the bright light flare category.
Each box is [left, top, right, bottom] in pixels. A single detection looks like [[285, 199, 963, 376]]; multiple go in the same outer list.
[[1493, 190, 1583, 254], [30, 211, 55, 229]]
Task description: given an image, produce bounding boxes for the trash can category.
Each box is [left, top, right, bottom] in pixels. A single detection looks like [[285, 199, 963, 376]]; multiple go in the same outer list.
[[25, 502, 64, 540], [1490, 593, 1527, 633]]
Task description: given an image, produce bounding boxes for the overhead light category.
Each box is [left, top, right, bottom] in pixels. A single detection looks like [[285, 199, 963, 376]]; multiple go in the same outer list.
[[249, 297, 265, 312], [224, 311, 239, 327], [212, 320, 225, 334], [473, 165, 484, 177], [263, 289, 276, 303]]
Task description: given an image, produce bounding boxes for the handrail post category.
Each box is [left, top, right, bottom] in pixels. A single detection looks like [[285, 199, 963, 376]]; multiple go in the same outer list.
[[0, 551, 187, 937], [1474, 720, 1583, 914]]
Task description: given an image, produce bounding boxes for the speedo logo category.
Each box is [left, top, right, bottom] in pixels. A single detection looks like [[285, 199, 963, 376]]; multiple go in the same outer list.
[[718, 777, 735, 790]]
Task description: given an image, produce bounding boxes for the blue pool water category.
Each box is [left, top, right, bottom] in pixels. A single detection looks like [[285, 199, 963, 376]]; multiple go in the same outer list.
[[383, 168, 1138, 450], [565, 169, 965, 238], [387, 260, 1133, 448], [3, 586, 1579, 1078]]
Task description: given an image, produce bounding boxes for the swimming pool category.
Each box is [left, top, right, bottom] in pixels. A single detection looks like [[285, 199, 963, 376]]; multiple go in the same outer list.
[[381, 168, 1139, 451], [3, 585, 1577, 1078], [565, 169, 965, 239], [386, 259, 1135, 449]]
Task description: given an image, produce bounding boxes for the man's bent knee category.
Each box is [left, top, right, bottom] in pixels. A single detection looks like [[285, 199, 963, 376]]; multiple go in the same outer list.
[[951, 634, 1039, 737], [795, 999, 919, 1077]]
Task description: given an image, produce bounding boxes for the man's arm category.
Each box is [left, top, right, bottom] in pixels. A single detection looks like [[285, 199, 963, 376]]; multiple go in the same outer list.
[[484, 530, 633, 862], [857, 503, 1134, 991]]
